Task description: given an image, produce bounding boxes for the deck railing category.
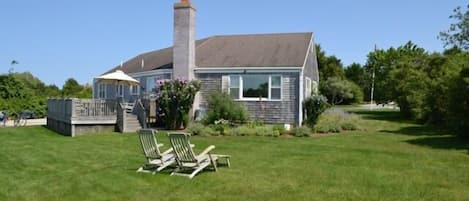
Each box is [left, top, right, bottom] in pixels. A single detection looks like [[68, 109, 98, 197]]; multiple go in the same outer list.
[[47, 99, 118, 123]]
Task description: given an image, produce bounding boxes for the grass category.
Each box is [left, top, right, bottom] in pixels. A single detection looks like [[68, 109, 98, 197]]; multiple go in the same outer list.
[[1, 109, 469, 201]]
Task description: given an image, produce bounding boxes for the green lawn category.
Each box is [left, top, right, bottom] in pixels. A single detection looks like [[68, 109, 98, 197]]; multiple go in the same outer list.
[[1, 110, 469, 201]]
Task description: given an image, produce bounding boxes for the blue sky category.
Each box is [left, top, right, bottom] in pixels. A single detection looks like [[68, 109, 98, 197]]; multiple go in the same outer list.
[[0, 0, 466, 86]]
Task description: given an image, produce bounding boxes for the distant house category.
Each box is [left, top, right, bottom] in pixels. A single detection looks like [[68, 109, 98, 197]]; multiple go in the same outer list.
[[94, 0, 319, 126]]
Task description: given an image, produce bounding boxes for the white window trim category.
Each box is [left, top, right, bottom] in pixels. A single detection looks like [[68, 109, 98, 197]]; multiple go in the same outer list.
[[228, 75, 282, 101]]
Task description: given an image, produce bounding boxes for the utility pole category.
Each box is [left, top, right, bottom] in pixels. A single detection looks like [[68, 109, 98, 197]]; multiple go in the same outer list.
[[9, 60, 18, 74], [370, 45, 376, 110]]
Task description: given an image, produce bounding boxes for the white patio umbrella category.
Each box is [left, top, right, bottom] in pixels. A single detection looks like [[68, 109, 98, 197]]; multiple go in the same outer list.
[[95, 70, 139, 86]]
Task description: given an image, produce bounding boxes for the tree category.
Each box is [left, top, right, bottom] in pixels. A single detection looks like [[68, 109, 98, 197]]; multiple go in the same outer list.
[[320, 77, 355, 105], [0, 74, 35, 117], [12, 72, 47, 97], [62, 78, 83, 97], [345, 62, 366, 89], [363, 41, 427, 103], [45, 84, 61, 98], [439, 5, 469, 50], [447, 66, 469, 137], [315, 44, 346, 80], [77, 85, 92, 99]]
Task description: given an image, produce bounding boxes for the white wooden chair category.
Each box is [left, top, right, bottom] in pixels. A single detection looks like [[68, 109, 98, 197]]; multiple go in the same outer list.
[[168, 132, 230, 179], [137, 129, 175, 174]]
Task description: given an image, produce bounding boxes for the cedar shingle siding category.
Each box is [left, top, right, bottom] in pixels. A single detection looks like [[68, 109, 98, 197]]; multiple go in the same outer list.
[[196, 72, 299, 125]]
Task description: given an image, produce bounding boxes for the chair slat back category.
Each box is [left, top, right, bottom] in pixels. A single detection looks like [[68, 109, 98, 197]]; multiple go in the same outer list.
[[168, 132, 197, 163], [138, 129, 161, 160]]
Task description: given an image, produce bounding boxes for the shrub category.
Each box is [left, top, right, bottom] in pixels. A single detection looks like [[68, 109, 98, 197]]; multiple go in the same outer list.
[[292, 126, 311, 137], [203, 92, 249, 125], [247, 120, 264, 128], [341, 122, 359, 131], [272, 130, 280, 137], [303, 95, 329, 127], [157, 79, 200, 130], [230, 125, 256, 136], [253, 126, 273, 136], [187, 123, 205, 136], [314, 110, 361, 133], [199, 126, 218, 137], [272, 124, 288, 135]]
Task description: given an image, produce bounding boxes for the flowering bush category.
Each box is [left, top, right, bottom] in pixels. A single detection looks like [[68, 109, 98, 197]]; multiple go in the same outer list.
[[157, 79, 200, 130]]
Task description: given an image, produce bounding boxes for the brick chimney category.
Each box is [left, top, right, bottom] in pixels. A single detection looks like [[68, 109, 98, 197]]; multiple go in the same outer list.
[[173, 0, 196, 80]]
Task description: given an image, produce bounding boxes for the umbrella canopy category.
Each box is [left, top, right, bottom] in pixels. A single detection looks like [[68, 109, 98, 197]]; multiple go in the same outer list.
[[95, 70, 139, 86]]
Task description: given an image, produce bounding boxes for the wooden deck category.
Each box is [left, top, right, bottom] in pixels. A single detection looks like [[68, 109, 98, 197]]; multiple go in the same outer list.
[[47, 99, 118, 136]]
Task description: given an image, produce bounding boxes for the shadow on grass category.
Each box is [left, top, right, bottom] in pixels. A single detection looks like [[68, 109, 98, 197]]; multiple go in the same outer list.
[[405, 135, 469, 154], [382, 126, 469, 154], [381, 125, 450, 137], [350, 110, 411, 123]]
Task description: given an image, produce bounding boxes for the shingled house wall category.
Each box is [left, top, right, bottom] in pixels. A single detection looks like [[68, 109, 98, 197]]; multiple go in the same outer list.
[[196, 72, 299, 125]]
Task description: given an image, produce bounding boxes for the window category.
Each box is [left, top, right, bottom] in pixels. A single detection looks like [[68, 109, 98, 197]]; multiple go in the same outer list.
[[243, 75, 269, 98], [146, 77, 156, 93], [229, 75, 240, 99], [117, 84, 124, 97], [270, 76, 281, 100], [98, 83, 106, 99], [312, 81, 318, 95], [146, 74, 171, 93], [226, 75, 282, 100], [130, 85, 139, 95], [305, 77, 312, 98]]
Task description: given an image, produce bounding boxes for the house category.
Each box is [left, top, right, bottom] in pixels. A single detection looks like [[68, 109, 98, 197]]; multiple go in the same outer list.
[[94, 0, 319, 126]]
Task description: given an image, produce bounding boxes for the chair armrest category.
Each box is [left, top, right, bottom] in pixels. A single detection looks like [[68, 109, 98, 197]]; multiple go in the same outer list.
[[157, 143, 164, 148], [196, 145, 216, 160], [161, 147, 174, 155]]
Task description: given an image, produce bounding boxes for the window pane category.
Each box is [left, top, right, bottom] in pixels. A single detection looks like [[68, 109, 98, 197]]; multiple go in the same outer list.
[[243, 75, 268, 98], [131, 85, 138, 94], [230, 88, 239, 99], [146, 77, 156, 93], [271, 76, 281, 87], [230, 76, 239, 87], [271, 88, 281, 100]]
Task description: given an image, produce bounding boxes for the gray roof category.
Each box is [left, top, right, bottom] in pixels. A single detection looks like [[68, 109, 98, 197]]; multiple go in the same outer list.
[[107, 32, 313, 74]]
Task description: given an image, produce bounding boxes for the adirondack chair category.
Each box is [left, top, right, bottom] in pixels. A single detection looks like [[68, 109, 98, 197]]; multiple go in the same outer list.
[[137, 129, 175, 174], [168, 132, 230, 179]]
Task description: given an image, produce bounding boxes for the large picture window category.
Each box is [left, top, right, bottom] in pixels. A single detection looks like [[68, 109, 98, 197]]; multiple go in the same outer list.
[[227, 75, 282, 101], [243, 75, 269, 98]]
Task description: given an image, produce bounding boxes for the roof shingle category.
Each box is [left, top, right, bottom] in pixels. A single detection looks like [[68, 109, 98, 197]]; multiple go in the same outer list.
[[106, 32, 312, 74]]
